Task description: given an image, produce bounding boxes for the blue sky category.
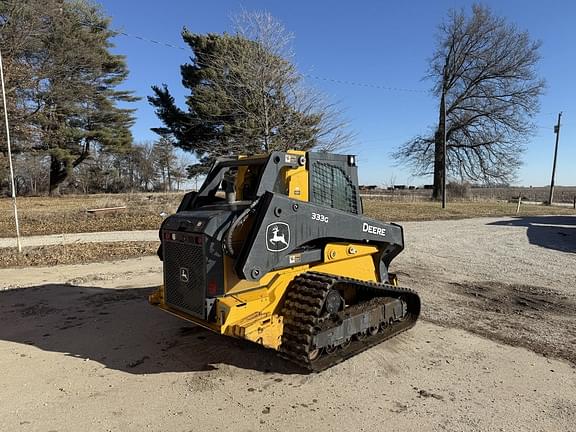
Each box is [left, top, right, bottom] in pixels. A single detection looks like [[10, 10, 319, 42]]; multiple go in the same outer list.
[[98, 0, 575, 187]]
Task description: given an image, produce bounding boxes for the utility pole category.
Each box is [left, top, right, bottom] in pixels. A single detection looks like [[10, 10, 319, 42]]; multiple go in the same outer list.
[[548, 112, 562, 205], [441, 90, 447, 209], [441, 64, 448, 209], [0, 48, 22, 253]]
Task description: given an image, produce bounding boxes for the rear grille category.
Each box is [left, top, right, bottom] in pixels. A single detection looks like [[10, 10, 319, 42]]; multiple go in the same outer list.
[[164, 239, 206, 318]]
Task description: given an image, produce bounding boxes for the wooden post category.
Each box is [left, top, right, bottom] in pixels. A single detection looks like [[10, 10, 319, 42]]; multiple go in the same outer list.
[[516, 195, 522, 214], [0, 48, 21, 253], [573, 196, 575, 210]]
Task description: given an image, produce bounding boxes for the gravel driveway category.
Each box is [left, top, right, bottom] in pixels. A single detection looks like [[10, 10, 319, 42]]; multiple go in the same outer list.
[[0, 230, 158, 249], [0, 215, 575, 431]]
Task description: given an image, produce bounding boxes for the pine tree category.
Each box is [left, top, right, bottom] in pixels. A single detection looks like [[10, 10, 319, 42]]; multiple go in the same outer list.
[[0, 0, 137, 194], [149, 12, 350, 165]]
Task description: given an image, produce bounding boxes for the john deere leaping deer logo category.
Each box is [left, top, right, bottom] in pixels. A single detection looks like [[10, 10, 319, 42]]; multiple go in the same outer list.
[[180, 267, 189, 283], [266, 222, 290, 252]]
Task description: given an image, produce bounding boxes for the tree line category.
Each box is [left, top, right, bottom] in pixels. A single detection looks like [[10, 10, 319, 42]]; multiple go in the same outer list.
[[6, 138, 192, 195], [1, 1, 544, 197], [0, 2, 352, 196]]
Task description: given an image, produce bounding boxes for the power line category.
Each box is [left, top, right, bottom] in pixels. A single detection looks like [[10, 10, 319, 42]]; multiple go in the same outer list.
[[303, 74, 427, 93], [108, 27, 187, 52], [81, 21, 427, 94], [78, 20, 188, 51]]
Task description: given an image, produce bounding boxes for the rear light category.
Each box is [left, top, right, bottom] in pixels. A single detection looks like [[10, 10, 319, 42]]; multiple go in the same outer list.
[[207, 279, 217, 296], [163, 231, 203, 245]]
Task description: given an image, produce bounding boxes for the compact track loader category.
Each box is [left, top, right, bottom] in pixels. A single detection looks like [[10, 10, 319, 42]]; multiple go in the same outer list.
[[149, 150, 420, 371]]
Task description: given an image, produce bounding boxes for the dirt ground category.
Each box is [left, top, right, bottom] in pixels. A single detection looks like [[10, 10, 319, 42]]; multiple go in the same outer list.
[[395, 215, 576, 365], [0, 216, 575, 431]]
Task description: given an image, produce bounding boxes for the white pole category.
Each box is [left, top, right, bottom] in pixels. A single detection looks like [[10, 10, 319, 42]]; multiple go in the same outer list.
[[0, 48, 22, 253]]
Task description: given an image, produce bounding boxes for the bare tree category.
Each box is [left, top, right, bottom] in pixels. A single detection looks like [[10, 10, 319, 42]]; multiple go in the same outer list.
[[171, 158, 190, 191], [134, 143, 156, 191], [393, 4, 544, 198], [152, 137, 177, 192], [14, 153, 48, 195]]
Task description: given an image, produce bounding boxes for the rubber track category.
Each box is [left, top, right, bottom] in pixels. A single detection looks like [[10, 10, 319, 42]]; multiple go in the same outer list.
[[279, 271, 421, 372]]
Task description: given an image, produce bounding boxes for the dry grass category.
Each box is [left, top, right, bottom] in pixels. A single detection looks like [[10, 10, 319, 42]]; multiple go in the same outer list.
[[0, 241, 159, 268], [0, 193, 184, 237], [363, 199, 575, 222], [1, 192, 574, 238], [361, 185, 576, 203]]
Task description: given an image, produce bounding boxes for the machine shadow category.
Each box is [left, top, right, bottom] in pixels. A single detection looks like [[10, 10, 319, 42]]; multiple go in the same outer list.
[[487, 215, 576, 253], [0, 284, 307, 375]]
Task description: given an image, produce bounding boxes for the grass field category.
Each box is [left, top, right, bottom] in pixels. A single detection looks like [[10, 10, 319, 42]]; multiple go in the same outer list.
[[0, 192, 574, 238], [363, 199, 575, 221], [360, 185, 576, 203], [0, 193, 183, 237]]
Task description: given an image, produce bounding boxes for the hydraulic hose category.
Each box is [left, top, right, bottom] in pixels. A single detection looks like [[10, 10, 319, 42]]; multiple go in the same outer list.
[[224, 197, 261, 257]]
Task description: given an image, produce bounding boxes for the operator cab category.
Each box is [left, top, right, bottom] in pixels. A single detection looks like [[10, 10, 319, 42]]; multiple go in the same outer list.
[[177, 156, 269, 212], [177, 150, 361, 215]]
